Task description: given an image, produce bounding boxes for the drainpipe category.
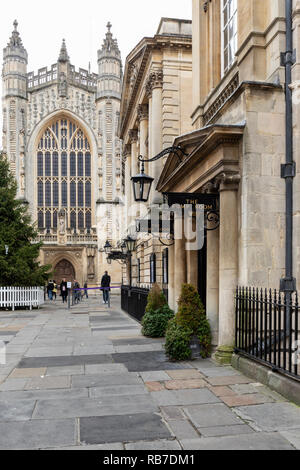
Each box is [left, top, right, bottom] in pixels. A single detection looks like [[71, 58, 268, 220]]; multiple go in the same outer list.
[[280, 0, 296, 299]]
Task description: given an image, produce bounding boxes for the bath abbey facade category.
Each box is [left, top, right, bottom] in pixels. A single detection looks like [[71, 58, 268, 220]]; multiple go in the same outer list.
[[2, 21, 124, 285]]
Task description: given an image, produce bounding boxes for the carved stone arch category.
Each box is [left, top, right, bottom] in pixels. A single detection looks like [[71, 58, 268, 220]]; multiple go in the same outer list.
[[49, 251, 82, 283]]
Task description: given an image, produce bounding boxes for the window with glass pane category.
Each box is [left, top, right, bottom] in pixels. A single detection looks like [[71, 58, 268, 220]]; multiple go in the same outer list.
[[52, 152, 59, 176], [163, 249, 168, 284], [221, 0, 237, 76], [53, 182, 59, 207], [77, 152, 84, 177], [37, 152, 43, 177], [86, 212, 91, 229], [45, 152, 51, 176], [150, 253, 156, 284], [38, 182, 44, 206], [36, 118, 92, 231]]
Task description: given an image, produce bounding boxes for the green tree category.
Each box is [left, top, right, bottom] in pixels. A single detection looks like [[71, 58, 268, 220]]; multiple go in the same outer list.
[[0, 154, 51, 286]]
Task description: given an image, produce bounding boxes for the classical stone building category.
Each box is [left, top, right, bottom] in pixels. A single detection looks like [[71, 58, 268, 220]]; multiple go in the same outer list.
[[156, 0, 300, 361], [2, 21, 124, 286], [119, 17, 193, 287]]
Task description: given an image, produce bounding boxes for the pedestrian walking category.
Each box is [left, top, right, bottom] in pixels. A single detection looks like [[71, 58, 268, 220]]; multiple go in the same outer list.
[[84, 281, 88, 299], [60, 278, 68, 303], [74, 280, 81, 304], [101, 271, 111, 304], [47, 280, 54, 301], [53, 281, 57, 300]]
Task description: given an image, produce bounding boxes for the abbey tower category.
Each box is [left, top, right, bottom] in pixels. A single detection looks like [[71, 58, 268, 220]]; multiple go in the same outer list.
[[2, 21, 124, 285]]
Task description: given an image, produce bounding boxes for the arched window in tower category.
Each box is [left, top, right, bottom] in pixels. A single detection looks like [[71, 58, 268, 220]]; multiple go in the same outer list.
[[36, 118, 93, 232]]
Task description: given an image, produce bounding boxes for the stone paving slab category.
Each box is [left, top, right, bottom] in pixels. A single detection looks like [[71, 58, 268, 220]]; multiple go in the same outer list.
[[112, 337, 164, 346], [80, 413, 171, 445], [180, 433, 295, 450], [114, 344, 164, 353], [0, 388, 89, 401], [18, 354, 114, 369], [206, 375, 254, 386], [84, 364, 128, 375], [0, 399, 36, 421], [165, 380, 207, 390], [46, 365, 85, 377], [125, 440, 181, 450], [166, 369, 204, 380], [145, 382, 165, 392], [112, 351, 192, 372], [46, 443, 124, 450], [279, 429, 300, 450], [10, 368, 47, 379], [25, 376, 71, 390], [24, 347, 74, 358], [72, 373, 142, 388], [198, 424, 255, 437], [161, 406, 186, 421], [33, 395, 158, 420], [184, 403, 243, 428], [89, 384, 148, 398], [0, 419, 76, 450], [208, 386, 237, 397], [233, 403, 300, 432], [200, 367, 242, 378], [0, 378, 29, 391], [168, 419, 200, 440], [140, 371, 170, 382], [150, 389, 220, 406], [221, 393, 274, 407]]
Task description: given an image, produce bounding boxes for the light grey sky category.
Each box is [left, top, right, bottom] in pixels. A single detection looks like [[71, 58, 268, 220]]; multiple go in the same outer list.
[[0, 0, 192, 140]]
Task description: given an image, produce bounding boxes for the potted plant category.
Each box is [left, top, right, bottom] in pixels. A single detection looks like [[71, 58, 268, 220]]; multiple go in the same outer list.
[[141, 283, 174, 338], [165, 283, 211, 361]]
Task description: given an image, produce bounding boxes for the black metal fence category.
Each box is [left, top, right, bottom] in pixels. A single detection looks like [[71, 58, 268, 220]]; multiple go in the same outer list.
[[121, 286, 150, 322], [235, 287, 300, 381]]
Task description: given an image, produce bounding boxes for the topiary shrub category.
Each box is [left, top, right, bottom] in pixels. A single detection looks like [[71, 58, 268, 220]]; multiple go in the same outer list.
[[164, 283, 212, 361], [145, 283, 167, 313], [176, 284, 205, 333], [141, 284, 174, 338], [165, 318, 193, 361], [142, 305, 174, 338]]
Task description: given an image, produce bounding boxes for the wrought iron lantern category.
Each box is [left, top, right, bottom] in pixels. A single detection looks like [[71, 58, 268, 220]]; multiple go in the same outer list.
[[131, 162, 154, 203], [104, 240, 112, 255], [121, 241, 127, 255], [124, 236, 137, 253]]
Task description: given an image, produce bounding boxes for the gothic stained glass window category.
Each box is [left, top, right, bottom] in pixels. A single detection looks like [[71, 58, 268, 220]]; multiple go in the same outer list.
[[45, 152, 51, 176], [36, 118, 92, 231], [62, 181, 68, 206], [38, 182, 44, 206], [52, 152, 59, 177], [37, 152, 43, 177], [38, 211, 44, 228], [221, 0, 237, 76], [61, 152, 67, 176], [77, 152, 84, 177]]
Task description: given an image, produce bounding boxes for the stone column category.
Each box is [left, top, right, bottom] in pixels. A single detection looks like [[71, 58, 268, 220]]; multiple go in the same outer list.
[[123, 144, 132, 227], [168, 243, 175, 311], [148, 70, 163, 204], [207, 227, 220, 348], [186, 216, 198, 289], [129, 129, 139, 179], [215, 173, 240, 364], [138, 104, 149, 160], [174, 214, 187, 311]]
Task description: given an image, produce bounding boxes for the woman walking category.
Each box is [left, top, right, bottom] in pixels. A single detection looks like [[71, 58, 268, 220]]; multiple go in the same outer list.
[[60, 278, 68, 303]]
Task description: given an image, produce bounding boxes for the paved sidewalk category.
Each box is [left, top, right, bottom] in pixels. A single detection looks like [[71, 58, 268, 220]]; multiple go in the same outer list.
[[0, 296, 299, 450]]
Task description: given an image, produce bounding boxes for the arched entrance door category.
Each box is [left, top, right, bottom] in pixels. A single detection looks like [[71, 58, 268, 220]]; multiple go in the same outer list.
[[54, 259, 76, 285]]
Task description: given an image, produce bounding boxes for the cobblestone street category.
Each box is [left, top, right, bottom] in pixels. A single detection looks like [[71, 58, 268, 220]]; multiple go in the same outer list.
[[0, 296, 299, 450]]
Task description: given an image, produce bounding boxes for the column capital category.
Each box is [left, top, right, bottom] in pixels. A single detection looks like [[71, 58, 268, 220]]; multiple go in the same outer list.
[[138, 104, 149, 122], [215, 172, 241, 192], [129, 129, 138, 144], [201, 181, 218, 194], [146, 69, 163, 95]]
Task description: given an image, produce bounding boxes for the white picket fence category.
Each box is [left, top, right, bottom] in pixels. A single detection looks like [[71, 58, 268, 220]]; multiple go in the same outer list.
[[0, 287, 45, 310]]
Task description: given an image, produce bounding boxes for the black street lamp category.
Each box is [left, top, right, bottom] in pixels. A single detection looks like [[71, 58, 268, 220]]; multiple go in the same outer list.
[[131, 147, 188, 203], [131, 162, 154, 203], [104, 240, 112, 255], [124, 235, 137, 254]]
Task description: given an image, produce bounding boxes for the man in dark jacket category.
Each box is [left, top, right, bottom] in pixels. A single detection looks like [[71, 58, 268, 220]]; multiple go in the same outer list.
[[101, 271, 111, 304], [60, 279, 68, 303]]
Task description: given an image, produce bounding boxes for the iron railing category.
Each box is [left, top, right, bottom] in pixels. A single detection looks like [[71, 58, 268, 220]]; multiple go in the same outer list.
[[121, 286, 150, 322], [235, 287, 300, 381]]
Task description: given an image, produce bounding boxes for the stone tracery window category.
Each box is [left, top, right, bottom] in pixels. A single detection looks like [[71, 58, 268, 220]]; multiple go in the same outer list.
[[37, 118, 92, 230]]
